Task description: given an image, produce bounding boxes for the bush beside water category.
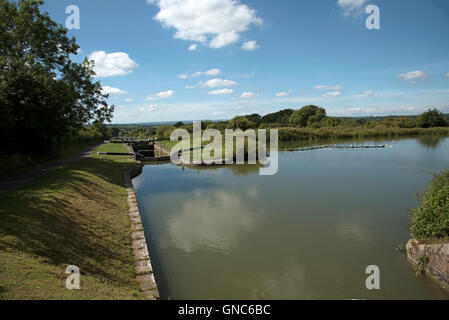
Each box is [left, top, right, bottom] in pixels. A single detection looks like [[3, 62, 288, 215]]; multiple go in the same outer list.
[[410, 169, 449, 240]]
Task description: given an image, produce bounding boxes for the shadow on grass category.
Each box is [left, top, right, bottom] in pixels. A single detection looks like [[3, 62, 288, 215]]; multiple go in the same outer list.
[[0, 156, 137, 284]]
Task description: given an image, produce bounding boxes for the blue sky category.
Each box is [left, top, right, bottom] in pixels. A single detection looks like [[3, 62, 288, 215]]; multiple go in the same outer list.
[[42, 0, 449, 123]]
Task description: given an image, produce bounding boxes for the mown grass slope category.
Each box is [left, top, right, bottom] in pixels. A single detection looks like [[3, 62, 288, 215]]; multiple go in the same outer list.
[[0, 144, 142, 299]]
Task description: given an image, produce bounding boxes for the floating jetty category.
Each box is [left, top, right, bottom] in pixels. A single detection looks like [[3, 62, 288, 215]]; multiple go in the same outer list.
[[285, 144, 392, 152]]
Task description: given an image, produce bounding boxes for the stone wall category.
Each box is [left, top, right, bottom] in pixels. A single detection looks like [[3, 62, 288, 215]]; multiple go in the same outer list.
[[406, 239, 449, 289], [153, 143, 170, 157], [124, 168, 160, 300]]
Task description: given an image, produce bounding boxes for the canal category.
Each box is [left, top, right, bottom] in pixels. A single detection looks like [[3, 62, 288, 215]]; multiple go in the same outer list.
[[133, 136, 449, 299]]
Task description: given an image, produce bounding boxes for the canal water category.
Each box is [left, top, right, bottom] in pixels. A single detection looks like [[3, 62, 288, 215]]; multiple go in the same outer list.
[[133, 136, 449, 299]]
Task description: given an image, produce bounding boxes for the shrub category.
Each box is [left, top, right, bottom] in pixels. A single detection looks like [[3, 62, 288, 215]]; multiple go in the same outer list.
[[417, 108, 448, 128], [409, 169, 449, 240]]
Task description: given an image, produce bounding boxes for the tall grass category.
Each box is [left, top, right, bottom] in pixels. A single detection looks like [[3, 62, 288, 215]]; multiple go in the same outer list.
[[277, 126, 449, 142]]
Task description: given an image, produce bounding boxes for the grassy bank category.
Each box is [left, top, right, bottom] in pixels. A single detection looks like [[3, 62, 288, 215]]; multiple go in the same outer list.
[[409, 168, 449, 241], [0, 144, 142, 299]]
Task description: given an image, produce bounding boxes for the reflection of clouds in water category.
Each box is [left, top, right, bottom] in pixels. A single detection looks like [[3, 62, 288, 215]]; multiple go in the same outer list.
[[132, 176, 143, 190], [165, 190, 258, 254], [246, 186, 259, 200], [335, 217, 371, 244], [251, 263, 309, 299]]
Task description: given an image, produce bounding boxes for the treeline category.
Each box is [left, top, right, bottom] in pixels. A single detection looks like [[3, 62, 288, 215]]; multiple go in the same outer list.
[[225, 106, 449, 130], [138, 106, 449, 141], [1, 0, 114, 158]]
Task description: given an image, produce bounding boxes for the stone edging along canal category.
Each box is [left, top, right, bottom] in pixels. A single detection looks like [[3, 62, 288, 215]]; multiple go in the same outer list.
[[124, 165, 160, 300], [406, 239, 449, 291]]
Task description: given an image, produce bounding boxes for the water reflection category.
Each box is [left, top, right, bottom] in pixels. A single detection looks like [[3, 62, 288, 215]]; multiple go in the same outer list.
[[162, 190, 259, 254], [251, 262, 307, 299], [416, 136, 443, 149], [183, 163, 262, 176], [336, 215, 372, 245]]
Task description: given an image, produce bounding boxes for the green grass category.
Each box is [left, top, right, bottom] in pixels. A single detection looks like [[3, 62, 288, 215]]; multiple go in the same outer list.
[[0, 144, 143, 299], [98, 143, 132, 155]]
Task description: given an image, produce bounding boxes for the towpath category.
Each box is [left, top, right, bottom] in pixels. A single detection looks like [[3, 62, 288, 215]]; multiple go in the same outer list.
[[0, 144, 101, 195]]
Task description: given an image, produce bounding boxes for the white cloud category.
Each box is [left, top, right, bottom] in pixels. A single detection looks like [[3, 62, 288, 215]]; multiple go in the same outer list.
[[188, 44, 198, 51], [334, 107, 362, 115], [140, 104, 158, 112], [213, 111, 227, 116], [177, 74, 188, 79], [275, 90, 293, 97], [337, 0, 367, 15], [202, 78, 237, 88], [125, 98, 134, 102], [240, 92, 258, 99], [204, 68, 221, 76], [185, 85, 196, 89], [322, 91, 342, 97], [89, 51, 138, 78], [209, 31, 240, 49], [208, 88, 234, 95], [397, 70, 428, 82], [102, 86, 127, 95], [242, 40, 259, 51], [445, 72, 449, 78], [315, 85, 343, 91], [192, 68, 221, 78], [145, 90, 174, 101], [147, 0, 262, 49], [76, 48, 83, 54]]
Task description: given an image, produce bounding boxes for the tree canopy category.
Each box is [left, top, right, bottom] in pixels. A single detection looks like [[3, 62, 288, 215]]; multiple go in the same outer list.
[[0, 0, 114, 154], [416, 108, 448, 128], [227, 116, 256, 131], [288, 105, 326, 128]]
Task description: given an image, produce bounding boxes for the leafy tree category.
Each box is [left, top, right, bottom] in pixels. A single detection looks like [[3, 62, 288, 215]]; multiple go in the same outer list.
[[0, 0, 114, 154], [260, 109, 293, 126], [244, 114, 262, 127], [206, 121, 227, 131], [416, 108, 448, 128], [156, 125, 175, 138], [109, 127, 120, 137], [227, 116, 256, 131], [174, 121, 184, 128], [289, 105, 326, 128]]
